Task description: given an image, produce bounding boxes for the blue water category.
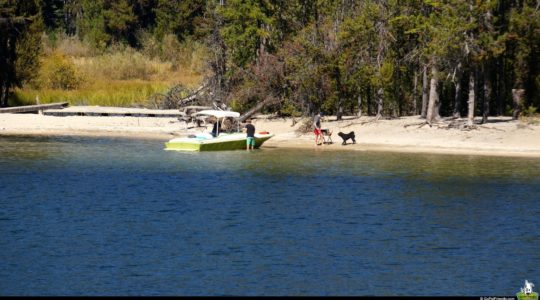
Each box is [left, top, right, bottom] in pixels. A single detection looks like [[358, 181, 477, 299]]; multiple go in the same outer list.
[[0, 135, 539, 296]]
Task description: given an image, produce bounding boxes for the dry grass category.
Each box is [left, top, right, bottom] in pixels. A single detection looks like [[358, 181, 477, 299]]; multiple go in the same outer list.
[[12, 34, 205, 107], [11, 80, 171, 107]]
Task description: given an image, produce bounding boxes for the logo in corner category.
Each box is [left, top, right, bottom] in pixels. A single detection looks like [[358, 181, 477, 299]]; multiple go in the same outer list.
[[517, 280, 539, 300]]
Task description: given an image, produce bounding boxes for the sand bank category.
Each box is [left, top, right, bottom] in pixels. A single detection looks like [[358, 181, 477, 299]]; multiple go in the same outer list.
[[1, 109, 539, 157]]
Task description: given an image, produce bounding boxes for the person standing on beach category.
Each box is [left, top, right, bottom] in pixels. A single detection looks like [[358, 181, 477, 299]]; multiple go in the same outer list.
[[313, 112, 323, 145], [244, 119, 256, 150]]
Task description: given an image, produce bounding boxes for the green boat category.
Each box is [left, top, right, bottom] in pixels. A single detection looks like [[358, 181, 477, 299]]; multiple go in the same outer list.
[[164, 110, 274, 151], [165, 132, 274, 151]]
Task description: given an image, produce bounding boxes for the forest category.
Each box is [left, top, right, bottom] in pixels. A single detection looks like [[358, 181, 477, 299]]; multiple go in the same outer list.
[[1, 0, 539, 124]]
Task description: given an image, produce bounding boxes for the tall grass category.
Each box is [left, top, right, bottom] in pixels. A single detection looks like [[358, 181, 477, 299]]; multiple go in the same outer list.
[[11, 80, 172, 107], [11, 33, 205, 107]]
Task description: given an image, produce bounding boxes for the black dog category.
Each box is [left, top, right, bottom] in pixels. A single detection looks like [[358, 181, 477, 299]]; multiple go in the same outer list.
[[338, 131, 356, 145]]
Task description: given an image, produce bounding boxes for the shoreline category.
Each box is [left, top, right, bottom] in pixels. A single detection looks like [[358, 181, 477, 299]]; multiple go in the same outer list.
[[3, 129, 540, 158], [1, 111, 540, 158]]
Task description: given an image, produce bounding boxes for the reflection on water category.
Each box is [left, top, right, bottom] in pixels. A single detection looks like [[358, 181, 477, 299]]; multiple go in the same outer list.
[[0, 135, 539, 296]]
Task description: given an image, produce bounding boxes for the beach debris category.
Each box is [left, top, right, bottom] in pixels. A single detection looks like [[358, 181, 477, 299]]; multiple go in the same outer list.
[[148, 81, 218, 110]]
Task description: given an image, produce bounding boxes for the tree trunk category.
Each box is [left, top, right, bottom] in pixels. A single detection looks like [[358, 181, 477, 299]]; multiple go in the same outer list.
[[421, 65, 428, 118], [367, 86, 372, 116], [0, 84, 7, 107], [512, 88, 525, 120], [482, 64, 491, 124], [334, 66, 343, 121], [426, 65, 439, 124], [357, 94, 362, 117], [336, 106, 343, 120], [467, 71, 475, 126], [375, 87, 383, 120], [496, 57, 504, 116], [452, 74, 462, 118], [413, 70, 418, 115]]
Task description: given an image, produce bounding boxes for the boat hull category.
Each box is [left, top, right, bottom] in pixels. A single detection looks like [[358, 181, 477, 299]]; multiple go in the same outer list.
[[164, 133, 274, 151]]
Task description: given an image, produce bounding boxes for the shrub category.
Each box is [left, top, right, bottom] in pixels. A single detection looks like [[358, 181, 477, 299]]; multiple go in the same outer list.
[[295, 118, 314, 134], [39, 52, 83, 90], [161, 33, 182, 67], [138, 29, 161, 59], [522, 105, 538, 117]]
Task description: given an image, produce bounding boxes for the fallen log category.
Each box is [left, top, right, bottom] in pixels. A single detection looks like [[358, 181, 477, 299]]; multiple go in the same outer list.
[[238, 97, 282, 123]]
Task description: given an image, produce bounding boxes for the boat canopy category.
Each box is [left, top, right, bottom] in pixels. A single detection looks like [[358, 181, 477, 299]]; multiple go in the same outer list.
[[192, 110, 240, 119]]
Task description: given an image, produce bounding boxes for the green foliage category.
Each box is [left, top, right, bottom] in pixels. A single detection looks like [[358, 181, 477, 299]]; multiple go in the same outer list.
[[77, 0, 138, 49], [77, 0, 110, 50], [14, 14, 44, 86], [3, 0, 540, 116], [509, 1, 540, 97], [103, 0, 136, 42], [219, 0, 273, 67], [41, 0, 64, 31], [279, 100, 302, 117], [154, 0, 205, 41], [0, 0, 42, 106], [230, 98, 246, 113]]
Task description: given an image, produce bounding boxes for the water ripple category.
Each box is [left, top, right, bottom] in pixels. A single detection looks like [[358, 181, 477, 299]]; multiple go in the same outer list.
[[0, 136, 539, 296]]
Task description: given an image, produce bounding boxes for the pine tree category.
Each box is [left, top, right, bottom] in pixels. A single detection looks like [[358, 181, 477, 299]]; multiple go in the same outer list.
[[0, 0, 42, 107]]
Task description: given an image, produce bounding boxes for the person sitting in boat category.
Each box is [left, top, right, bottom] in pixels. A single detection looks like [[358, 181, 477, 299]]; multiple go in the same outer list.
[[210, 118, 221, 137]]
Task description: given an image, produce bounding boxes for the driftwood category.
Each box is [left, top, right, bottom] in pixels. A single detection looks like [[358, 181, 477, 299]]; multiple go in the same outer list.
[[177, 82, 209, 106], [403, 121, 427, 128], [149, 81, 211, 109]]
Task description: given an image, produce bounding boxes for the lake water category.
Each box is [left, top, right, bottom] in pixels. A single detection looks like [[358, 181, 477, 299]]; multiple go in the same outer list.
[[0, 135, 539, 296]]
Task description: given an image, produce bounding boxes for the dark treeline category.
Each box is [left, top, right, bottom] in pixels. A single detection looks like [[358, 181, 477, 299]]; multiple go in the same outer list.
[[1, 0, 539, 122]]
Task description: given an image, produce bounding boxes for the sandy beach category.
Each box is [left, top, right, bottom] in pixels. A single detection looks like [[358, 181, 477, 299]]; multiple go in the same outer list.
[[1, 107, 539, 157]]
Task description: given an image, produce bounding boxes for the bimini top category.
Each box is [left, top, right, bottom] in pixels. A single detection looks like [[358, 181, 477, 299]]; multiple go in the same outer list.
[[192, 110, 240, 119]]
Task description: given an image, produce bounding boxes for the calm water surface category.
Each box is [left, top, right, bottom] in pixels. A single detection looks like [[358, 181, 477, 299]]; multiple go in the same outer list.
[[0, 135, 539, 296]]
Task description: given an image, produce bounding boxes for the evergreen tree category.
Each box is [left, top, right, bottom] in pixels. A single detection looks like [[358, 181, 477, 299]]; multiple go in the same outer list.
[[0, 0, 42, 107], [154, 0, 205, 41], [508, 0, 540, 112]]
